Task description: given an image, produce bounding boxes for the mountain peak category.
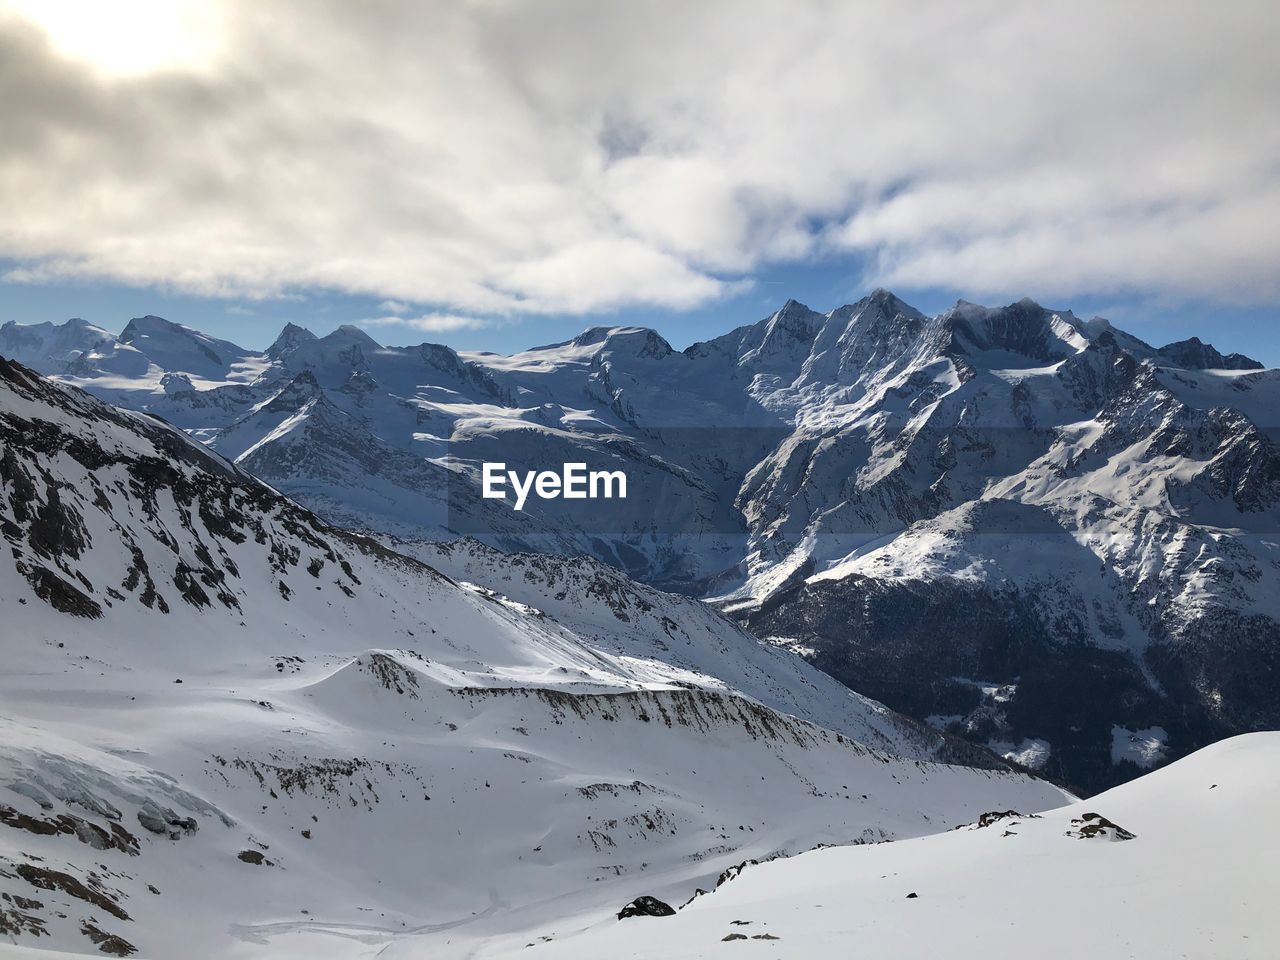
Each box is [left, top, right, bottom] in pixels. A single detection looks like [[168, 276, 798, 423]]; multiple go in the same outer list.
[[570, 326, 673, 359], [117, 314, 251, 377], [777, 297, 815, 317], [261, 369, 323, 413], [943, 297, 1085, 364], [0, 317, 119, 375], [119, 314, 180, 342], [266, 322, 318, 360], [332, 324, 381, 347], [865, 287, 910, 310], [1156, 336, 1262, 371], [840, 289, 925, 322], [160, 372, 196, 396], [570, 326, 616, 348]]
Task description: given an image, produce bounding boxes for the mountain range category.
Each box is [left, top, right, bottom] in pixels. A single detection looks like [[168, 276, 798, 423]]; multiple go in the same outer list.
[[0, 351, 1065, 958], [3, 293, 1278, 794]]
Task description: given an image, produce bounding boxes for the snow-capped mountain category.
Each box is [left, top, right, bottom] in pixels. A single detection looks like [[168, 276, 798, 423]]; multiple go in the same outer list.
[[727, 297, 1280, 791], [0, 318, 115, 373], [485, 732, 1280, 960], [4, 294, 1278, 791], [0, 357, 1065, 958]]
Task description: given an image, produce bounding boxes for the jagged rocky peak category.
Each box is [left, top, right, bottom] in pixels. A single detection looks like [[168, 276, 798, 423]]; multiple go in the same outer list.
[[160, 372, 196, 396], [0, 354, 47, 393], [726, 298, 826, 371], [262, 369, 322, 413], [1081, 315, 1115, 337], [419, 340, 469, 374], [1156, 335, 1263, 371], [282, 324, 380, 372], [417, 341, 506, 399], [338, 368, 380, 399], [265, 321, 318, 360], [784, 291, 935, 390], [826, 288, 928, 342], [767, 297, 824, 339], [860, 287, 923, 317], [570, 325, 619, 348], [943, 296, 1087, 364]]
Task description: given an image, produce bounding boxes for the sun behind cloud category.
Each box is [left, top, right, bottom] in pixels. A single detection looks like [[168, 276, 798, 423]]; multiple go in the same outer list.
[[3, 0, 226, 76]]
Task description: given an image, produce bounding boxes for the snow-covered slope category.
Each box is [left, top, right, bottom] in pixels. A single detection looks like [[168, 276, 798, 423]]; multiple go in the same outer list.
[[481, 732, 1280, 960], [115, 315, 259, 382], [0, 319, 116, 373], [406, 538, 1000, 766], [4, 295, 1277, 791], [735, 303, 1280, 791], [0, 358, 1066, 958]]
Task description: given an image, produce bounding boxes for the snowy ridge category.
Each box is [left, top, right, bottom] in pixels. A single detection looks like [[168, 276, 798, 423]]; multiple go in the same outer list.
[[407, 538, 1000, 765]]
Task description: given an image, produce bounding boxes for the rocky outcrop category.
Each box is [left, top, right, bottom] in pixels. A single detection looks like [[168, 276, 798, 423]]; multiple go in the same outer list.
[[617, 895, 676, 919]]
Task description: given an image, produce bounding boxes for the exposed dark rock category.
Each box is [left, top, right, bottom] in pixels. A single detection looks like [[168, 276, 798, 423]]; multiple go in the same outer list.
[[0, 805, 139, 856], [22, 564, 102, 618], [743, 563, 1273, 794], [617, 895, 676, 919], [970, 810, 1040, 830], [0, 904, 46, 938], [14, 863, 130, 921], [0, 356, 414, 635], [80, 921, 137, 956], [136, 802, 197, 839], [1066, 812, 1136, 841], [1156, 337, 1262, 371]]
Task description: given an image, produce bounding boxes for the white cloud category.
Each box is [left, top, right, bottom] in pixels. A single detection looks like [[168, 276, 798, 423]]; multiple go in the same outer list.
[[0, 1, 1277, 314], [360, 313, 493, 333]]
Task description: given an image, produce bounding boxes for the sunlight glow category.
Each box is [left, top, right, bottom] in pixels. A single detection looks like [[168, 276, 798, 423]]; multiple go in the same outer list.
[[4, 0, 226, 76]]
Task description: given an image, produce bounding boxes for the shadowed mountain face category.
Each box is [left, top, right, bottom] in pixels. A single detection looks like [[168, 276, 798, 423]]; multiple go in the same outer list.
[[3, 294, 1278, 791]]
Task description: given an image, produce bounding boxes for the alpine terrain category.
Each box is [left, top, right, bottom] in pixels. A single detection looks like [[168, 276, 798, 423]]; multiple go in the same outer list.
[[0, 356, 1067, 958], [4, 292, 1277, 792], [3, 0, 1275, 954], [484, 732, 1280, 960]]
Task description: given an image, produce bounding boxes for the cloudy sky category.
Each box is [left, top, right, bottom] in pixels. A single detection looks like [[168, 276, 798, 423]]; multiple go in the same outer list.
[[1, 0, 1278, 360]]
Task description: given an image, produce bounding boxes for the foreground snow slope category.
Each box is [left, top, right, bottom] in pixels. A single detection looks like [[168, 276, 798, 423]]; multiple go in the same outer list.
[[485, 732, 1280, 960], [0, 359, 1067, 958]]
